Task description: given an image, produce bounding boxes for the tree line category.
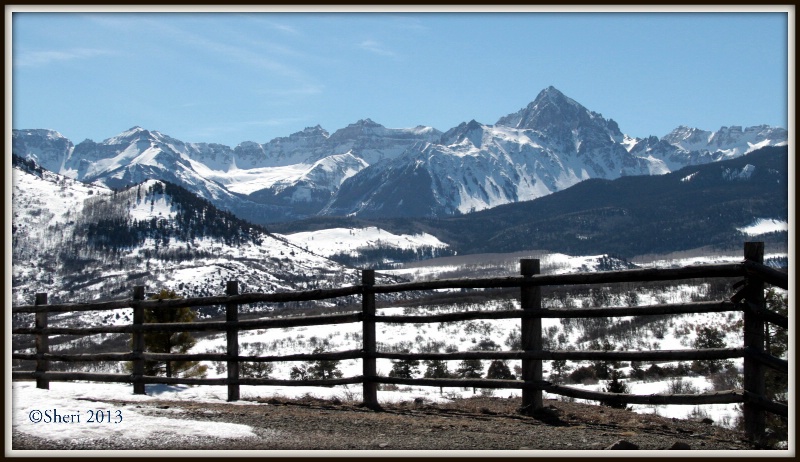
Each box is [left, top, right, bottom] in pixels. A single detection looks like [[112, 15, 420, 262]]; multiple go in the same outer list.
[[82, 181, 270, 252]]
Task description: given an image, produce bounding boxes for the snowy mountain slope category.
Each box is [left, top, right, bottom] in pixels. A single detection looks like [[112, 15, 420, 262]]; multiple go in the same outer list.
[[12, 87, 787, 224], [629, 124, 788, 172], [736, 218, 789, 236], [242, 153, 370, 218], [281, 226, 449, 258], [326, 88, 665, 218], [11, 129, 74, 174], [424, 145, 790, 258], [10, 156, 386, 306], [287, 144, 789, 260], [12, 157, 112, 304]]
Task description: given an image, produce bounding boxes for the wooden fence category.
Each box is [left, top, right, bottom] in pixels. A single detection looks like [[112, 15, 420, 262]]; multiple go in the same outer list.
[[12, 242, 789, 442]]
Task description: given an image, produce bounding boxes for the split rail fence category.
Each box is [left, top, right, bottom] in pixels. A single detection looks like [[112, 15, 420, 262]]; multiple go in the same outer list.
[[12, 242, 789, 441]]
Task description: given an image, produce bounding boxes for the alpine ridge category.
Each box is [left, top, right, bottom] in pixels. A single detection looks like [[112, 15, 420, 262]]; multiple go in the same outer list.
[[12, 87, 787, 225]]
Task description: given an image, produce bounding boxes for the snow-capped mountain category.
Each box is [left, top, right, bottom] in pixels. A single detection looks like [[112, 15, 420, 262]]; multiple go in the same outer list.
[[10, 155, 385, 306], [11, 87, 787, 224], [11, 128, 74, 174], [323, 87, 785, 218], [629, 124, 788, 172]]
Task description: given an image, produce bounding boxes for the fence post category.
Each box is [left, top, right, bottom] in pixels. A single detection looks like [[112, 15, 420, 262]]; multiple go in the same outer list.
[[361, 269, 379, 409], [226, 280, 240, 402], [35, 293, 49, 390], [742, 242, 766, 440], [520, 259, 542, 414], [132, 286, 146, 395]]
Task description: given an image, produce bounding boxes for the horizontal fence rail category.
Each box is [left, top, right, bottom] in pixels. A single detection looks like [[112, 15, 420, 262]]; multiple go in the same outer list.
[[12, 242, 789, 442]]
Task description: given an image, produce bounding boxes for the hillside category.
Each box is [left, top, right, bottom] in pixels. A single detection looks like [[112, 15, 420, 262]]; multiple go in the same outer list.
[[271, 145, 789, 259], [10, 155, 385, 306]]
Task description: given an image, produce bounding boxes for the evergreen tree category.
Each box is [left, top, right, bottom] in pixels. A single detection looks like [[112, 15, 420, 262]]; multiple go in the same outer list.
[[549, 358, 570, 384], [240, 361, 274, 379], [602, 368, 631, 409], [456, 358, 484, 379], [691, 326, 731, 374], [423, 359, 451, 394], [129, 289, 207, 379], [290, 347, 344, 382], [388, 350, 420, 379], [289, 364, 310, 381], [589, 339, 616, 380], [629, 360, 646, 381], [423, 359, 450, 379], [763, 289, 788, 447], [486, 360, 515, 380], [456, 358, 483, 393]]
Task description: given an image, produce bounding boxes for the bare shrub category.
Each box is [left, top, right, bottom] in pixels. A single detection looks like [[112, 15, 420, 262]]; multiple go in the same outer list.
[[664, 378, 700, 395]]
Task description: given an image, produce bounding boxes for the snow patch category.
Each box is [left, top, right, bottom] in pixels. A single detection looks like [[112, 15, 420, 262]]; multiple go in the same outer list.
[[281, 227, 448, 258], [737, 218, 788, 236], [722, 164, 756, 181], [12, 382, 258, 442], [680, 172, 699, 182]]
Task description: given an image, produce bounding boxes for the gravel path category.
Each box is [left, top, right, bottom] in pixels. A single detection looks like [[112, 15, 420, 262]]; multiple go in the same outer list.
[[12, 395, 762, 452]]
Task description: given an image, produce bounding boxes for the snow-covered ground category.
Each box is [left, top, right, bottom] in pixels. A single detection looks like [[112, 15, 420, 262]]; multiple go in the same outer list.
[[280, 226, 449, 258], [10, 247, 788, 450], [11, 381, 257, 443], [11, 294, 757, 445], [737, 218, 789, 237], [8, 366, 742, 447]]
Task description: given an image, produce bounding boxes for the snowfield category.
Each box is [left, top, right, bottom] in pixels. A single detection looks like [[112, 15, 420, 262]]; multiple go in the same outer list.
[[737, 218, 789, 236], [12, 382, 258, 442], [281, 226, 449, 258]]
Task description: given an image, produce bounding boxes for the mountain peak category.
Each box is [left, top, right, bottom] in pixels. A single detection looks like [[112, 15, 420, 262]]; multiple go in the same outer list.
[[123, 126, 148, 136], [103, 126, 156, 144], [304, 124, 328, 134], [495, 86, 585, 131], [328, 118, 386, 142], [536, 85, 568, 101], [495, 86, 625, 142], [440, 119, 485, 147], [355, 118, 381, 127]]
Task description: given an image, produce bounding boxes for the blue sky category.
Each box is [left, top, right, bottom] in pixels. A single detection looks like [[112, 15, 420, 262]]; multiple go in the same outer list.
[[10, 7, 791, 147]]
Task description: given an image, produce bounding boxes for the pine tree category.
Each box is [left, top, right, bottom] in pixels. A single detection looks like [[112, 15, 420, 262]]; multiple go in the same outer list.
[[132, 289, 207, 378], [486, 360, 515, 380], [388, 350, 420, 379], [691, 325, 730, 374], [423, 359, 451, 394], [290, 347, 343, 382], [589, 338, 616, 380], [423, 359, 450, 379], [763, 288, 788, 446], [456, 359, 484, 379], [602, 368, 630, 409], [456, 358, 483, 393]]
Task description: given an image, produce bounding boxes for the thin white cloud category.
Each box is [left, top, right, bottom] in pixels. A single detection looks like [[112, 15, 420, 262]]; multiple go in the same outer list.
[[228, 14, 303, 36], [358, 39, 397, 57], [267, 21, 301, 36], [258, 83, 325, 97], [14, 47, 114, 67], [143, 19, 310, 81], [82, 15, 311, 80]]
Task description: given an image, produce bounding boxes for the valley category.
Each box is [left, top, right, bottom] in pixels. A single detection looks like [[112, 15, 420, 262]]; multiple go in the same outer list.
[[9, 86, 790, 450]]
